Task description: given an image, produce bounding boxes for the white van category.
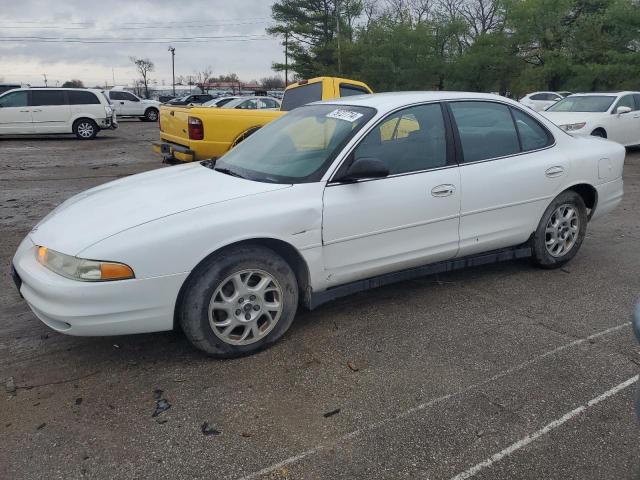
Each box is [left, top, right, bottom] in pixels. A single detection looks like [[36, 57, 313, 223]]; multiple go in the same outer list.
[[0, 88, 117, 139], [107, 88, 160, 121]]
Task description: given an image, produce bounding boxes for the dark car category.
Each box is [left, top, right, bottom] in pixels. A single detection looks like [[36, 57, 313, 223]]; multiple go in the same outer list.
[[166, 94, 215, 106], [158, 95, 176, 103], [0, 84, 22, 95]]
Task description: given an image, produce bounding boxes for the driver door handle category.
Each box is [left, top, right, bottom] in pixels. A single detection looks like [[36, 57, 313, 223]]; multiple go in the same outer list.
[[431, 184, 456, 197]]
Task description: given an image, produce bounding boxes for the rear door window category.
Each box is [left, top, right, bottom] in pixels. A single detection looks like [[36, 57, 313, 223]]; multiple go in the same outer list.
[[32, 90, 67, 106], [68, 90, 100, 105], [511, 108, 554, 151], [281, 82, 323, 111], [449, 101, 520, 163]]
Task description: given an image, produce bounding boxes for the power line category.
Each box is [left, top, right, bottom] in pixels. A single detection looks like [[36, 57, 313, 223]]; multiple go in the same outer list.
[[0, 20, 273, 30], [0, 34, 272, 45]]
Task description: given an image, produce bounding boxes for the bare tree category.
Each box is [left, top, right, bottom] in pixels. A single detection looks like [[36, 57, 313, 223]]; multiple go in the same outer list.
[[195, 67, 213, 92], [130, 57, 154, 98], [459, 0, 503, 39], [260, 75, 285, 89]]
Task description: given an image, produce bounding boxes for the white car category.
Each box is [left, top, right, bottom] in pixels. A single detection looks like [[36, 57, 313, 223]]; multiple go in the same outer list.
[[541, 92, 640, 146], [519, 91, 564, 111], [12, 92, 625, 357], [107, 88, 160, 122], [202, 96, 241, 108], [0, 87, 116, 139], [219, 96, 281, 110]]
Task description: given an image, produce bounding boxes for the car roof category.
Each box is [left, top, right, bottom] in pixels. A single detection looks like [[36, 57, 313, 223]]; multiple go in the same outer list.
[[568, 91, 639, 97], [319, 91, 517, 111]]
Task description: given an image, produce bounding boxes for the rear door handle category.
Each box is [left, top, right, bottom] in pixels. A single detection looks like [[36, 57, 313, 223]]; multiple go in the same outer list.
[[545, 166, 565, 178], [32, 109, 42, 113], [19, 110, 30, 113], [431, 184, 456, 197]]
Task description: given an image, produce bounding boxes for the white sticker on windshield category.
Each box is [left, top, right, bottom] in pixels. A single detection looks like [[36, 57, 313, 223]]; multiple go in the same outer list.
[[326, 109, 364, 122]]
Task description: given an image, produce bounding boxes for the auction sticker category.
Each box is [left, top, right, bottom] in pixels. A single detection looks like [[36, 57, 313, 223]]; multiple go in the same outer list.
[[326, 109, 364, 122]]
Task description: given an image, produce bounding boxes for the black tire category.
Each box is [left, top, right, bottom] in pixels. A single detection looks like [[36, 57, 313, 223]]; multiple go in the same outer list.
[[591, 128, 606, 138], [531, 190, 587, 269], [73, 119, 98, 140], [179, 245, 299, 358], [143, 108, 159, 122]]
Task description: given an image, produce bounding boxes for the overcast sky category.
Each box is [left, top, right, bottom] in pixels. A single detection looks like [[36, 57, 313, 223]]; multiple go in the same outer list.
[[0, 0, 283, 88]]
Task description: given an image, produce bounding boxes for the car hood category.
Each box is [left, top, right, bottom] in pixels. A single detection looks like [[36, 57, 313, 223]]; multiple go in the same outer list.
[[540, 111, 606, 125], [30, 163, 290, 255], [142, 99, 160, 106]]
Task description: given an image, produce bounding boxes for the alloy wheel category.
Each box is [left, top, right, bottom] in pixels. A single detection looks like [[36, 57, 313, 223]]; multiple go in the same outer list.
[[208, 269, 283, 346], [545, 204, 579, 257], [77, 122, 94, 138]]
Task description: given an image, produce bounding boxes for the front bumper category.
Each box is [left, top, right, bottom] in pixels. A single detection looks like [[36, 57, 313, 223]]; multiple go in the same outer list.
[[153, 141, 195, 163], [12, 237, 188, 336]]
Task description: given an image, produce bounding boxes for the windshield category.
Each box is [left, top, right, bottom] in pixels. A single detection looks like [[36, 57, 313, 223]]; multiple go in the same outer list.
[[547, 96, 615, 113], [222, 98, 250, 109], [211, 104, 376, 183]]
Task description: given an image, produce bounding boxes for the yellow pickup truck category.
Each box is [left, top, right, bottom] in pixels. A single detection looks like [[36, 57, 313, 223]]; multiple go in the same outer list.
[[153, 76, 372, 162]]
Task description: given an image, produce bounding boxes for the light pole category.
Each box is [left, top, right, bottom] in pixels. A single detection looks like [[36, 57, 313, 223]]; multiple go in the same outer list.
[[168, 46, 176, 96]]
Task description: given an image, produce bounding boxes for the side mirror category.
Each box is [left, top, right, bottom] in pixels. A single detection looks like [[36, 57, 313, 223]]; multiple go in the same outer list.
[[616, 106, 632, 115], [335, 157, 389, 183]]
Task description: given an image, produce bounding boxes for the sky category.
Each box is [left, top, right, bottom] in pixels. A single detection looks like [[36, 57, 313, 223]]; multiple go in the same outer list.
[[0, 0, 284, 88]]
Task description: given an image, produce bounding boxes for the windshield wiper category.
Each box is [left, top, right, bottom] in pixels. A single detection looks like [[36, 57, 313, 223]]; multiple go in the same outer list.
[[214, 166, 246, 179]]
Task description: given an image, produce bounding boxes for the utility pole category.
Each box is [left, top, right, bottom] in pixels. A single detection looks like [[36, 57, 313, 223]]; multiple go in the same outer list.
[[42, 73, 48, 87], [168, 46, 176, 96], [284, 32, 289, 86], [336, 0, 342, 74]]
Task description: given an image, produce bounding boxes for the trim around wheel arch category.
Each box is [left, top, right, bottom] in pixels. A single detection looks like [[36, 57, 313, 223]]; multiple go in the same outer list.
[[172, 238, 311, 328], [565, 183, 598, 219]]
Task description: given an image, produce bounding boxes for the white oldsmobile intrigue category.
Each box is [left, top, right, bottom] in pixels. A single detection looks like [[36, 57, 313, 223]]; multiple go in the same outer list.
[[541, 91, 640, 146], [12, 92, 625, 357]]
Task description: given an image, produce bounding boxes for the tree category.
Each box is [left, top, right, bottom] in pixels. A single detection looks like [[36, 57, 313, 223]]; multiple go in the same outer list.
[[62, 79, 84, 88], [195, 67, 213, 92], [260, 75, 286, 89], [130, 57, 154, 98], [268, 0, 364, 78]]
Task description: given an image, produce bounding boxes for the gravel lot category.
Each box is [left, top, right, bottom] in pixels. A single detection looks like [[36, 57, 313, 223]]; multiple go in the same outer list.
[[1, 121, 639, 480]]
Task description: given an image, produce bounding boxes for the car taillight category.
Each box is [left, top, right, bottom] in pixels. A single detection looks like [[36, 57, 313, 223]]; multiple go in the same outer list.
[[188, 116, 204, 140]]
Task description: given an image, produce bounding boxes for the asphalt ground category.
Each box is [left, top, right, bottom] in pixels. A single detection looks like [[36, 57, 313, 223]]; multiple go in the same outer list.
[[1, 121, 639, 479]]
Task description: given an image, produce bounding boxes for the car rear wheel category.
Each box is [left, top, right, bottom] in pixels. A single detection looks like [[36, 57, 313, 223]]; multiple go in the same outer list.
[[73, 119, 98, 140], [179, 245, 298, 357], [531, 191, 587, 269]]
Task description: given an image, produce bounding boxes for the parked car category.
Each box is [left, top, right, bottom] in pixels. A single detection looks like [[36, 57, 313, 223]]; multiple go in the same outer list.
[[166, 94, 215, 106], [155, 76, 372, 162], [219, 96, 281, 110], [202, 96, 241, 108], [634, 303, 640, 422], [12, 92, 624, 357], [519, 91, 564, 111], [541, 91, 640, 146], [0, 83, 22, 95], [158, 95, 176, 103], [107, 88, 160, 122], [0, 87, 116, 139], [558, 91, 574, 98]]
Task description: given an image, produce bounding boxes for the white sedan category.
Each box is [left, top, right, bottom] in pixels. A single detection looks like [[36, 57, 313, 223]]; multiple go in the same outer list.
[[519, 91, 564, 111], [541, 91, 640, 146], [12, 92, 625, 357]]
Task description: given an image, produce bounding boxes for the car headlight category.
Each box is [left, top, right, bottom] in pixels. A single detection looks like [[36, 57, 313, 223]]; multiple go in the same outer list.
[[37, 246, 134, 281], [105, 105, 113, 116], [559, 122, 586, 132]]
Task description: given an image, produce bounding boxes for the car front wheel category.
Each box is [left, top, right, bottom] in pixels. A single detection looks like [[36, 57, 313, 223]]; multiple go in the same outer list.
[[143, 108, 159, 122], [531, 190, 587, 269], [179, 245, 299, 357]]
